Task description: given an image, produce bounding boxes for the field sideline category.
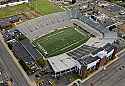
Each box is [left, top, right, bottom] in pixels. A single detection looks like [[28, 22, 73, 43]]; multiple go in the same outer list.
[[33, 27, 89, 57]]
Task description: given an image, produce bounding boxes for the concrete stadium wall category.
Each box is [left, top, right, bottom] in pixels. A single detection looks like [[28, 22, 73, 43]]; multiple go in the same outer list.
[[17, 12, 73, 41], [32, 20, 73, 40], [71, 19, 103, 38]]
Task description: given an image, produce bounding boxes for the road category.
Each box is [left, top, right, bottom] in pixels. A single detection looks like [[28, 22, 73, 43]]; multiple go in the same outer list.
[[0, 41, 30, 86], [82, 52, 125, 86], [0, 60, 10, 82]]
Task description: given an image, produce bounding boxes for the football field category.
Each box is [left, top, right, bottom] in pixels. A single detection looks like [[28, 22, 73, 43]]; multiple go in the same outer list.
[[34, 27, 89, 57]]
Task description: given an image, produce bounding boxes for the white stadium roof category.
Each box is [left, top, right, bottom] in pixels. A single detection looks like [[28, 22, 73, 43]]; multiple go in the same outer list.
[[48, 53, 81, 73]]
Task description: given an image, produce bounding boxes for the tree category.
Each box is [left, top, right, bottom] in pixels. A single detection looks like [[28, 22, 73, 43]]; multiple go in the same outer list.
[[19, 59, 31, 74], [36, 58, 47, 67]]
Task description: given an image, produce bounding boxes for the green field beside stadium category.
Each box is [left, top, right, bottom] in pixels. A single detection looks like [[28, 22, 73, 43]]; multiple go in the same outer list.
[[29, 0, 63, 15], [0, 0, 63, 18], [34, 27, 89, 57]]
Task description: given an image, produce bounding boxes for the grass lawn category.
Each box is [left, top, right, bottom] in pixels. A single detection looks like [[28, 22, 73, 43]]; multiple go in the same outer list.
[[0, 4, 30, 18], [0, 0, 63, 18], [34, 27, 89, 57], [29, 0, 64, 15]]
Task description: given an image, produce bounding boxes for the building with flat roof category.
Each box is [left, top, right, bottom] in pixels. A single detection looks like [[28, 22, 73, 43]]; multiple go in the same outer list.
[[12, 41, 34, 65], [4, 29, 42, 66], [0, 0, 28, 8], [91, 43, 114, 59], [48, 54, 81, 77], [12, 40, 41, 64], [48, 43, 115, 78], [78, 55, 100, 69], [50, 0, 77, 4]]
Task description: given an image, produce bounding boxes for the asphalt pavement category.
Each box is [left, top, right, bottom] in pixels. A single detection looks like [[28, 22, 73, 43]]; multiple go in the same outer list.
[[0, 60, 10, 84], [82, 52, 125, 86], [0, 41, 30, 86]]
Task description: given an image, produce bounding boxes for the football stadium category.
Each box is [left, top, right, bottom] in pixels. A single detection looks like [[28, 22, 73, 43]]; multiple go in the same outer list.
[[16, 12, 103, 59], [33, 26, 89, 57]]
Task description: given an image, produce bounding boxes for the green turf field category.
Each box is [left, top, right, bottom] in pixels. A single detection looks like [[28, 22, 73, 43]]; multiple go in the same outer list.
[[34, 27, 89, 57], [0, 0, 63, 18], [0, 4, 30, 18], [29, 0, 63, 15]]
